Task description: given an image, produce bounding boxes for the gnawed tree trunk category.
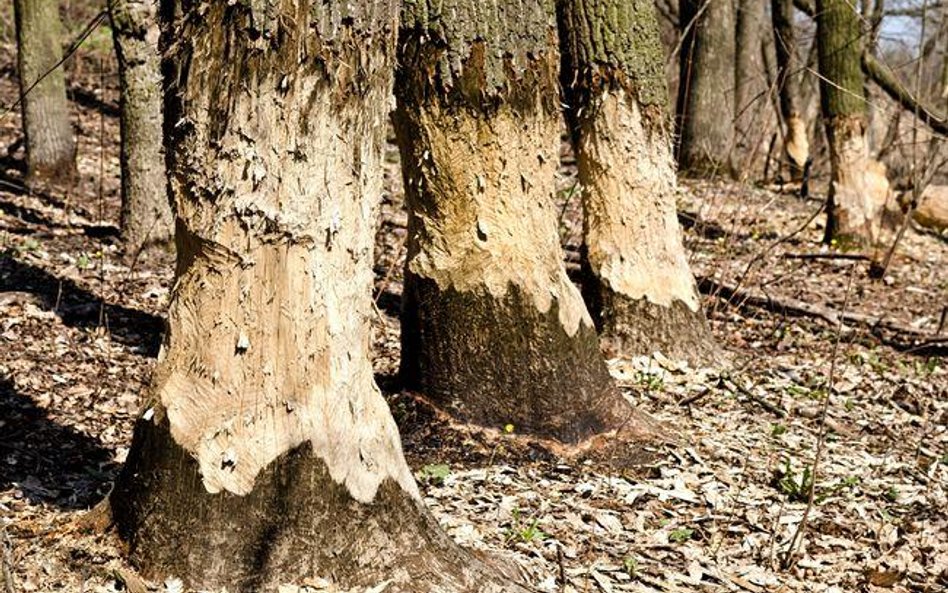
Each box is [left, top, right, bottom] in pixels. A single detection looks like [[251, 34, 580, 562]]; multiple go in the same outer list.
[[109, 0, 173, 253], [772, 0, 810, 179], [13, 0, 76, 189], [394, 0, 635, 444], [817, 0, 890, 245], [676, 0, 736, 177], [110, 2, 527, 591], [557, 0, 717, 364]]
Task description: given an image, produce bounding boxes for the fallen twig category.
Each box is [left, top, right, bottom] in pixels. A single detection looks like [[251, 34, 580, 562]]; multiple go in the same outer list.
[[698, 276, 948, 347], [724, 375, 788, 418]]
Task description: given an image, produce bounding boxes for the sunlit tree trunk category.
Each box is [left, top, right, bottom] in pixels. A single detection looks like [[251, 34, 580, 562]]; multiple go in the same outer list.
[[395, 0, 638, 443], [817, 0, 889, 245], [676, 0, 736, 177], [110, 2, 528, 591], [772, 0, 810, 179], [558, 0, 717, 364], [109, 0, 173, 253], [13, 0, 77, 189]]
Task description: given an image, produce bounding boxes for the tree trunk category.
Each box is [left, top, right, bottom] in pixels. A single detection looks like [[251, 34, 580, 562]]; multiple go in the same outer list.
[[817, 0, 890, 245], [394, 0, 635, 444], [676, 0, 736, 177], [557, 0, 717, 365], [734, 0, 766, 169], [13, 0, 76, 189], [110, 2, 527, 591], [772, 0, 810, 179], [110, 0, 173, 253]]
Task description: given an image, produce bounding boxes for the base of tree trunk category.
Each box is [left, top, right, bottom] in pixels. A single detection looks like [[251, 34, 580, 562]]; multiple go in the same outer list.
[[399, 284, 635, 446], [112, 416, 528, 593], [25, 157, 77, 192], [825, 116, 891, 246], [401, 277, 629, 444], [582, 270, 718, 366]]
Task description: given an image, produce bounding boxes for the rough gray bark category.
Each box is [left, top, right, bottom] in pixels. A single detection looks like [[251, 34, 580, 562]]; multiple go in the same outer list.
[[110, 1, 528, 591], [109, 0, 174, 253], [13, 0, 77, 189], [394, 0, 643, 444], [557, 0, 718, 365], [676, 0, 736, 177]]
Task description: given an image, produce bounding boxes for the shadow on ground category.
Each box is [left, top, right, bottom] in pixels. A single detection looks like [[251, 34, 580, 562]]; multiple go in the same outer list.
[[0, 256, 164, 356], [0, 376, 117, 509]]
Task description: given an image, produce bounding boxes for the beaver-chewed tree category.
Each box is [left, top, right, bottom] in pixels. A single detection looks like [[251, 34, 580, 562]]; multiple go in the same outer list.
[[13, 0, 77, 188], [816, 0, 890, 245], [109, 0, 174, 253], [109, 1, 529, 591], [394, 0, 644, 444], [676, 0, 736, 177], [557, 0, 717, 364]]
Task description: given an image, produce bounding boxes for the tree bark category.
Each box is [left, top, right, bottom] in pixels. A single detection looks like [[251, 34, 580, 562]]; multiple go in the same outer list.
[[110, 2, 527, 591], [110, 0, 174, 253], [13, 0, 77, 189], [557, 0, 717, 364], [772, 0, 810, 179], [394, 0, 634, 444], [817, 0, 890, 245], [734, 0, 766, 166], [676, 0, 736, 177]]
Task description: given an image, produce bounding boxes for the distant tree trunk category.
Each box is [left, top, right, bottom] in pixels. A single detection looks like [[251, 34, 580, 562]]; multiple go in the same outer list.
[[109, 0, 173, 253], [676, 0, 736, 177], [817, 0, 889, 245], [734, 0, 765, 168], [557, 0, 717, 364], [13, 0, 76, 189], [109, 2, 527, 591], [772, 0, 810, 179], [395, 0, 639, 444]]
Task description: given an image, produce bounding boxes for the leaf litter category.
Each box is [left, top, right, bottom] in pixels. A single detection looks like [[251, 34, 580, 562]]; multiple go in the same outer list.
[[0, 32, 946, 593]]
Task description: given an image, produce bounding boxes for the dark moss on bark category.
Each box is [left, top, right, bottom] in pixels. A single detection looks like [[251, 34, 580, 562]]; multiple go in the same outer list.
[[400, 277, 626, 443], [112, 416, 516, 592], [556, 0, 668, 120], [398, 0, 559, 114], [816, 0, 866, 120]]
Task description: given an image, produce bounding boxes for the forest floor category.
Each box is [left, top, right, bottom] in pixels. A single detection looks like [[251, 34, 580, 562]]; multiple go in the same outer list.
[[1, 32, 947, 593]]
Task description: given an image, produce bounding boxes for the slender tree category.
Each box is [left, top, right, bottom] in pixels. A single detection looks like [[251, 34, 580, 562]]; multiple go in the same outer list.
[[557, 0, 717, 364], [395, 0, 643, 443], [676, 0, 736, 176], [110, 1, 527, 590], [734, 0, 766, 166], [109, 0, 173, 252], [13, 0, 77, 188], [817, 0, 889, 244], [772, 0, 810, 179]]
